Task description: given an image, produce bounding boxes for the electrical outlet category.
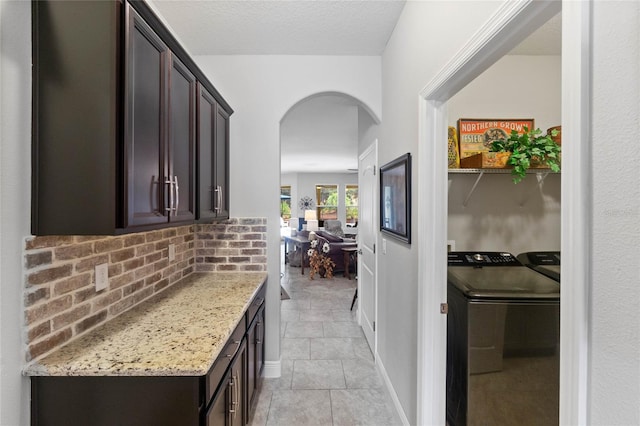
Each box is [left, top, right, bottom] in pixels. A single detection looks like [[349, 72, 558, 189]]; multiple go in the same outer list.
[[168, 243, 176, 261], [95, 263, 109, 292], [382, 239, 387, 254]]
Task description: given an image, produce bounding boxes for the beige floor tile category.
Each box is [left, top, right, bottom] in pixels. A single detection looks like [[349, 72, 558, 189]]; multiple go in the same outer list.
[[267, 389, 333, 426], [291, 359, 346, 389]]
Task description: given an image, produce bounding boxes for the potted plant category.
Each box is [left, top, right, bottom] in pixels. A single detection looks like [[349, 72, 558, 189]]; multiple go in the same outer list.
[[490, 126, 561, 183], [307, 239, 335, 279]]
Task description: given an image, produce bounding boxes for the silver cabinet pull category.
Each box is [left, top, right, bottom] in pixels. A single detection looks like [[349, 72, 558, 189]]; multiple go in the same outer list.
[[173, 175, 179, 214], [213, 185, 223, 214], [164, 176, 174, 215], [214, 185, 221, 213], [234, 374, 239, 419], [227, 378, 235, 424], [209, 186, 217, 211]]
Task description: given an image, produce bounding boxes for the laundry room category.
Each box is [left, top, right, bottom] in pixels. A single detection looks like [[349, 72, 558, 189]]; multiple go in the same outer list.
[[447, 53, 561, 256], [445, 15, 562, 426]]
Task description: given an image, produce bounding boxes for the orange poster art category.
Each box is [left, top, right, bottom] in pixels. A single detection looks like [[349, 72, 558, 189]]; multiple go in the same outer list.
[[457, 119, 534, 159]]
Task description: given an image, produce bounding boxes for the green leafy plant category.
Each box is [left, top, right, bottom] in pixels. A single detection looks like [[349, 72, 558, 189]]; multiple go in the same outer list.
[[490, 126, 561, 183]]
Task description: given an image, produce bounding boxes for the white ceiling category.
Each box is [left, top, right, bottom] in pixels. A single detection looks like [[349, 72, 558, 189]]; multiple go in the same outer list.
[[150, 0, 406, 55], [280, 95, 361, 174], [151, 1, 561, 174]]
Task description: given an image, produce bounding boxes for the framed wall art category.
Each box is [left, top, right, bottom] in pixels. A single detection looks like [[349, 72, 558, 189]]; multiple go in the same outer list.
[[380, 153, 411, 244], [457, 118, 535, 159]]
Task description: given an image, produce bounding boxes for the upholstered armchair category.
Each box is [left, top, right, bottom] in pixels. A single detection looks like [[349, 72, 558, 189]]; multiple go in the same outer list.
[[313, 230, 357, 273]]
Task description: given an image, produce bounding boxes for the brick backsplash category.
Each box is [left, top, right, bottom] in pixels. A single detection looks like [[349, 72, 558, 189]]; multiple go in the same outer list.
[[194, 218, 267, 272], [23, 218, 267, 363]]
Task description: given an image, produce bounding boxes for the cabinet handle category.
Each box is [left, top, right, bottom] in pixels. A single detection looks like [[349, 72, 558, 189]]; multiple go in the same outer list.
[[173, 175, 179, 214], [165, 177, 174, 215], [209, 186, 218, 212], [219, 185, 223, 213], [230, 374, 238, 421], [214, 185, 223, 213], [227, 378, 235, 424], [234, 373, 239, 420], [256, 321, 262, 344]]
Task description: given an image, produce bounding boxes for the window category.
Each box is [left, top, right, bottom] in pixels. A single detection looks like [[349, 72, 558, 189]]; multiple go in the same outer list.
[[345, 185, 358, 224], [315, 184, 338, 221], [280, 186, 291, 222]]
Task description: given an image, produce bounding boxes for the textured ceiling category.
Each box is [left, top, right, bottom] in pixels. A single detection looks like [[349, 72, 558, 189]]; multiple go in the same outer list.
[[150, 0, 406, 55], [150, 2, 561, 174]]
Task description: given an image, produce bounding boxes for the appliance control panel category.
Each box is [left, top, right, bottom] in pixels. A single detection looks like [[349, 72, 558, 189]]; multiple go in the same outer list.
[[518, 251, 560, 266], [447, 251, 522, 267]]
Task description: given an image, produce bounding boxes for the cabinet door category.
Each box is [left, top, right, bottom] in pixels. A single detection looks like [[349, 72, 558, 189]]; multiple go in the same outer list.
[[247, 304, 265, 416], [256, 305, 265, 382], [168, 55, 196, 223], [197, 85, 216, 220], [125, 7, 169, 228], [229, 340, 246, 426], [206, 372, 231, 426], [247, 319, 257, 413], [214, 105, 230, 219]]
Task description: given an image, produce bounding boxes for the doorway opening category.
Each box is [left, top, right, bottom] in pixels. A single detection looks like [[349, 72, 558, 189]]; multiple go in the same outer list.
[[279, 91, 380, 351], [415, 1, 591, 424]]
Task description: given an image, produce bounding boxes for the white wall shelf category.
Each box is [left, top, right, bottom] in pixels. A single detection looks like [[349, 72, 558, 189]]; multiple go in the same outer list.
[[448, 168, 558, 206]]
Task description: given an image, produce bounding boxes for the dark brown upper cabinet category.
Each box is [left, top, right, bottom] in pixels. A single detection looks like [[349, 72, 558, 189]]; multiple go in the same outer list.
[[198, 85, 229, 221], [32, 0, 232, 235], [125, 8, 196, 228]]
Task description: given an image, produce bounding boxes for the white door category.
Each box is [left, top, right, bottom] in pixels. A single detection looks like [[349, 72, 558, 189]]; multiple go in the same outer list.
[[358, 141, 377, 353]]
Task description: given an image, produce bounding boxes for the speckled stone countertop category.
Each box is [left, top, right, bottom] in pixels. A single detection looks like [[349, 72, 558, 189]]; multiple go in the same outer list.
[[23, 272, 267, 377]]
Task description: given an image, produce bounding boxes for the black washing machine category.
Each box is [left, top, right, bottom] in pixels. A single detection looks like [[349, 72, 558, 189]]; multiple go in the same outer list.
[[446, 252, 560, 426], [517, 251, 561, 283]]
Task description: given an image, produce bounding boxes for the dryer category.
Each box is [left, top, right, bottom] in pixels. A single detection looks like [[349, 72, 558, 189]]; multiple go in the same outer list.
[[517, 251, 561, 282], [446, 252, 560, 426]]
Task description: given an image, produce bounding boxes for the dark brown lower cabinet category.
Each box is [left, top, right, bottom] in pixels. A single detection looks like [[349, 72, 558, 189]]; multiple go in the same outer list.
[[30, 284, 265, 426], [206, 340, 247, 426], [247, 303, 265, 418], [31, 376, 201, 426]]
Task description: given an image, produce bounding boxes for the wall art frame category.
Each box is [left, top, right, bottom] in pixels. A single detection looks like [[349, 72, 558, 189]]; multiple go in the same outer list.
[[380, 152, 411, 244]]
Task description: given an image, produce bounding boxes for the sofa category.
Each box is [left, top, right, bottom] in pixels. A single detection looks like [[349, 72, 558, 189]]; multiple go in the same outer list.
[[313, 230, 357, 273]]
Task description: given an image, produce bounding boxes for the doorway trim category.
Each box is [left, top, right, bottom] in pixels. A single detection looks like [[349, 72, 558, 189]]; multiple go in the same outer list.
[[357, 140, 379, 354], [416, 1, 590, 425]]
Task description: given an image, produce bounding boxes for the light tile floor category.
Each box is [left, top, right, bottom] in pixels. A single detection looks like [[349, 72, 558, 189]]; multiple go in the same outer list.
[[249, 255, 399, 426]]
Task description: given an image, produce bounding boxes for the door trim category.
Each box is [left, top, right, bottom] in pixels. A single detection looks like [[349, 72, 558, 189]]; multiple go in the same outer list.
[[358, 139, 378, 357], [415, 1, 591, 425]]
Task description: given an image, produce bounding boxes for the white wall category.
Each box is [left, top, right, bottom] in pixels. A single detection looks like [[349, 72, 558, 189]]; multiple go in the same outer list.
[[448, 55, 561, 132], [379, 1, 505, 421], [358, 106, 379, 153], [193, 55, 381, 373], [447, 54, 561, 254], [281, 172, 358, 224], [590, 1, 640, 423], [0, 0, 32, 424]]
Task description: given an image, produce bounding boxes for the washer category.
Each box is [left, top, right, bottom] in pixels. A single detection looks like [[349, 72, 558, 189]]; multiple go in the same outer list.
[[517, 251, 561, 282], [446, 252, 560, 426]]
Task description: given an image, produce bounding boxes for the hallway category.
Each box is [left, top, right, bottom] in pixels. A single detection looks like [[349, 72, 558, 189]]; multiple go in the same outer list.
[[249, 257, 398, 425]]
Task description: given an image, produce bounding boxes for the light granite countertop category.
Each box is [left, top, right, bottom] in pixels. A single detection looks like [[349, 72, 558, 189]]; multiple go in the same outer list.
[[23, 272, 267, 377]]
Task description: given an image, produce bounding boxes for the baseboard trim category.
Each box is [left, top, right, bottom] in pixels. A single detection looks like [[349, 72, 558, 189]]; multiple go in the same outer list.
[[376, 355, 410, 426], [262, 359, 281, 378]]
